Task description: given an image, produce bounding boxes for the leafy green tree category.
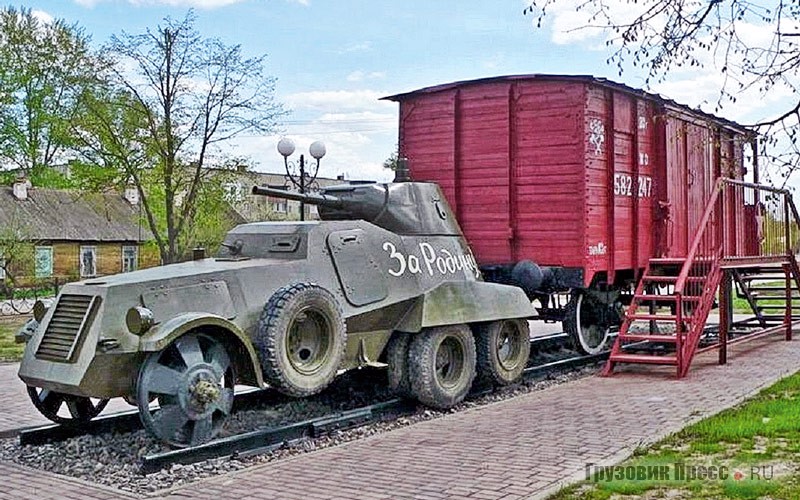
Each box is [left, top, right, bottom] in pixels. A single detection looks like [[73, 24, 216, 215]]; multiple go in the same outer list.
[[78, 11, 285, 263], [0, 209, 36, 290], [0, 7, 105, 180], [383, 147, 400, 172]]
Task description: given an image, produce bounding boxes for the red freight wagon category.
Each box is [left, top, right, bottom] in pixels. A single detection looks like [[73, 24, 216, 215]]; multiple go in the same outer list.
[[384, 75, 754, 355]]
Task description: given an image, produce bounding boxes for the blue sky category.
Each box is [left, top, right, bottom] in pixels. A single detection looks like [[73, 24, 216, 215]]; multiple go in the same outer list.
[[21, 0, 790, 183]]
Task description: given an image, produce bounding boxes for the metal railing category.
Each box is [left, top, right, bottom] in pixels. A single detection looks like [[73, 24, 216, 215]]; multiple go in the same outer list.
[[676, 178, 800, 298], [718, 179, 800, 261], [0, 279, 60, 316], [672, 178, 800, 376]]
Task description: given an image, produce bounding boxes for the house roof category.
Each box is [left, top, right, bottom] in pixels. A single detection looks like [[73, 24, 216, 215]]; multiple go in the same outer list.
[[0, 187, 148, 242]]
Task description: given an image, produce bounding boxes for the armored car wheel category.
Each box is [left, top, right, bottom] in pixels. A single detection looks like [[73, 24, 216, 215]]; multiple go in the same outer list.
[[475, 319, 530, 385], [408, 324, 476, 409], [564, 292, 616, 355], [26, 386, 109, 426], [385, 332, 411, 396], [256, 283, 346, 397], [136, 332, 235, 447]]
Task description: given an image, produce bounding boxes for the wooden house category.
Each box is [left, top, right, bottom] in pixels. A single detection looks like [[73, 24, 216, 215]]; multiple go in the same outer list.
[[0, 178, 159, 284]]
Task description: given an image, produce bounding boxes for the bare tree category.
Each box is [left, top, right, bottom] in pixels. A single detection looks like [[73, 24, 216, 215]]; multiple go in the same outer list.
[[84, 12, 285, 263], [526, 0, 800, 185]]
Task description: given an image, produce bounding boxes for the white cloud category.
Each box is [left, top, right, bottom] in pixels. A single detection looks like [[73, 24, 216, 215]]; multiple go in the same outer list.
[[216, 91, 397, 182], [338, 41, 372, 54], [534, 0, 642, 46], [31, 9, 54, 24], [231, 131, 395, 183], [346, 71, 386, 82]]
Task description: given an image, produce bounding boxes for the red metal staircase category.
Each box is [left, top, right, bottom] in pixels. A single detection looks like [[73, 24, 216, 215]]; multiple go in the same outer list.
[[603, 179, 800, 377]]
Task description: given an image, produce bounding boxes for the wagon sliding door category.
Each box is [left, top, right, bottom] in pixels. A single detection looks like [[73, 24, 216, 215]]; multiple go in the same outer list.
[[587, 89, 656, 283], [662, 117, 720, 258], [452, 84, 515, 263]]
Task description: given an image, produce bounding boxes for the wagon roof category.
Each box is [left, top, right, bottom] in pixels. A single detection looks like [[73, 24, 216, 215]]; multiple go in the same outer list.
[[382, 74, 752, 136]]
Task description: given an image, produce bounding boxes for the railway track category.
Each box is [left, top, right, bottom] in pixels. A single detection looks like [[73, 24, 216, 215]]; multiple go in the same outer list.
[[16, 332, 606, 473]]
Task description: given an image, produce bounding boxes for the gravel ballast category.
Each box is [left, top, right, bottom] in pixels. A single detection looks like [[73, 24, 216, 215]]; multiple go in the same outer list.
[[0, 349, 599, 495]]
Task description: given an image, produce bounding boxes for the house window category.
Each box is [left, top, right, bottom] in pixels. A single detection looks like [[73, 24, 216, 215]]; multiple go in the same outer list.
[[80, 246, 97, 278], [35, 246, 53, 278], [122, 245, 138, 273], [223, 182, 244, 203], [272, 199, 288, 213]]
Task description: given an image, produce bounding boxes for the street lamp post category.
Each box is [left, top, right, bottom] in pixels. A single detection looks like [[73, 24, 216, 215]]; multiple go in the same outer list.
[[277, 138, 326, 221]]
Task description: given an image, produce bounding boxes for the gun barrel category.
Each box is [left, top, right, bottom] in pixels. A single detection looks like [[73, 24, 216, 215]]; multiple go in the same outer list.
[[251, 186, 343, 208]]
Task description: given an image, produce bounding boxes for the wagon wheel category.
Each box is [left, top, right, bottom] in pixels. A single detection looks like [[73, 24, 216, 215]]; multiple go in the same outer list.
[[26, 386, 109, 426], [137, 332, 235, 447], [564, 292, 618, 355]]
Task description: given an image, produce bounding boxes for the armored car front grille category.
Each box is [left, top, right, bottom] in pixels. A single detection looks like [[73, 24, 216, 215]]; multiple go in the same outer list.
[[35, 294, 97, 362]]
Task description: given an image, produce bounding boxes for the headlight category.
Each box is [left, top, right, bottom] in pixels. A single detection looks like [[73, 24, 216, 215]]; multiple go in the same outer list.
[[32, 300, 49, 323], [126, 306, 154, 336]]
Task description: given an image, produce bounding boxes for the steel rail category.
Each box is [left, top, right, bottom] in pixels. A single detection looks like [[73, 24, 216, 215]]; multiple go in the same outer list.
[[139, 348, 608, 474], [15, 332, 577, 451], [140, 398, 416, 474], [17, 387, 276, 446]]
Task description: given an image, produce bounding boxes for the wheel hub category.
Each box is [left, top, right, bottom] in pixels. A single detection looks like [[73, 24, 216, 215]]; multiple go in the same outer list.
[[496, 326, 521, 371], [191, 378, 221, 406], [180, 367, 222, 418], [435, 337, 465, 388], [287, 308, 332, 375]]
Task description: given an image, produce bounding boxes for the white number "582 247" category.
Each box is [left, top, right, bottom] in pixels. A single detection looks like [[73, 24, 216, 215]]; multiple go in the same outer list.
[[614, 174, 652, 197]]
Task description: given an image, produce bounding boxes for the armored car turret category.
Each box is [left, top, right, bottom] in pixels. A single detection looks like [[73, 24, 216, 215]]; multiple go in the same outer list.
[[18, 180, 534, 447]]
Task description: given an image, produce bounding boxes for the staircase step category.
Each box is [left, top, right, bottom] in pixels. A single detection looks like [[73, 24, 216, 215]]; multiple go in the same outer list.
[[628, 314, 692, 322], [750, 290, 800, 300], [635, 294, 677, 302], [642, 276, 706, 283], [634, 294, 703, 302], [649, 258, 687, 265], [748, 287, 799, 293], [619, 334, 680, 343], [609, 353, 679, 365], [740, 273, 791, 280], [757, 314, 800, 321], [721, 257, 790, 270]]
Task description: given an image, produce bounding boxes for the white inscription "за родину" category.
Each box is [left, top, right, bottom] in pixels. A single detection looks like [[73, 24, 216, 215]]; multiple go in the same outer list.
[[382, 241, 480, 278]]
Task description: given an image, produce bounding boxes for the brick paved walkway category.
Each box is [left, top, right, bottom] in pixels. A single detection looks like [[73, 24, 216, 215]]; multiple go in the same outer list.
[[0, 333, 798, 500], [0, 461, 137, 500], [158, 334, 800, 500]]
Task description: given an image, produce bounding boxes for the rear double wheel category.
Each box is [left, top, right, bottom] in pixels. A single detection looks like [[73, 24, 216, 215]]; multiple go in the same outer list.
[[385, 332, 412, 396], [408, 325, 476, 409], [475, 319, 530, 385]]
